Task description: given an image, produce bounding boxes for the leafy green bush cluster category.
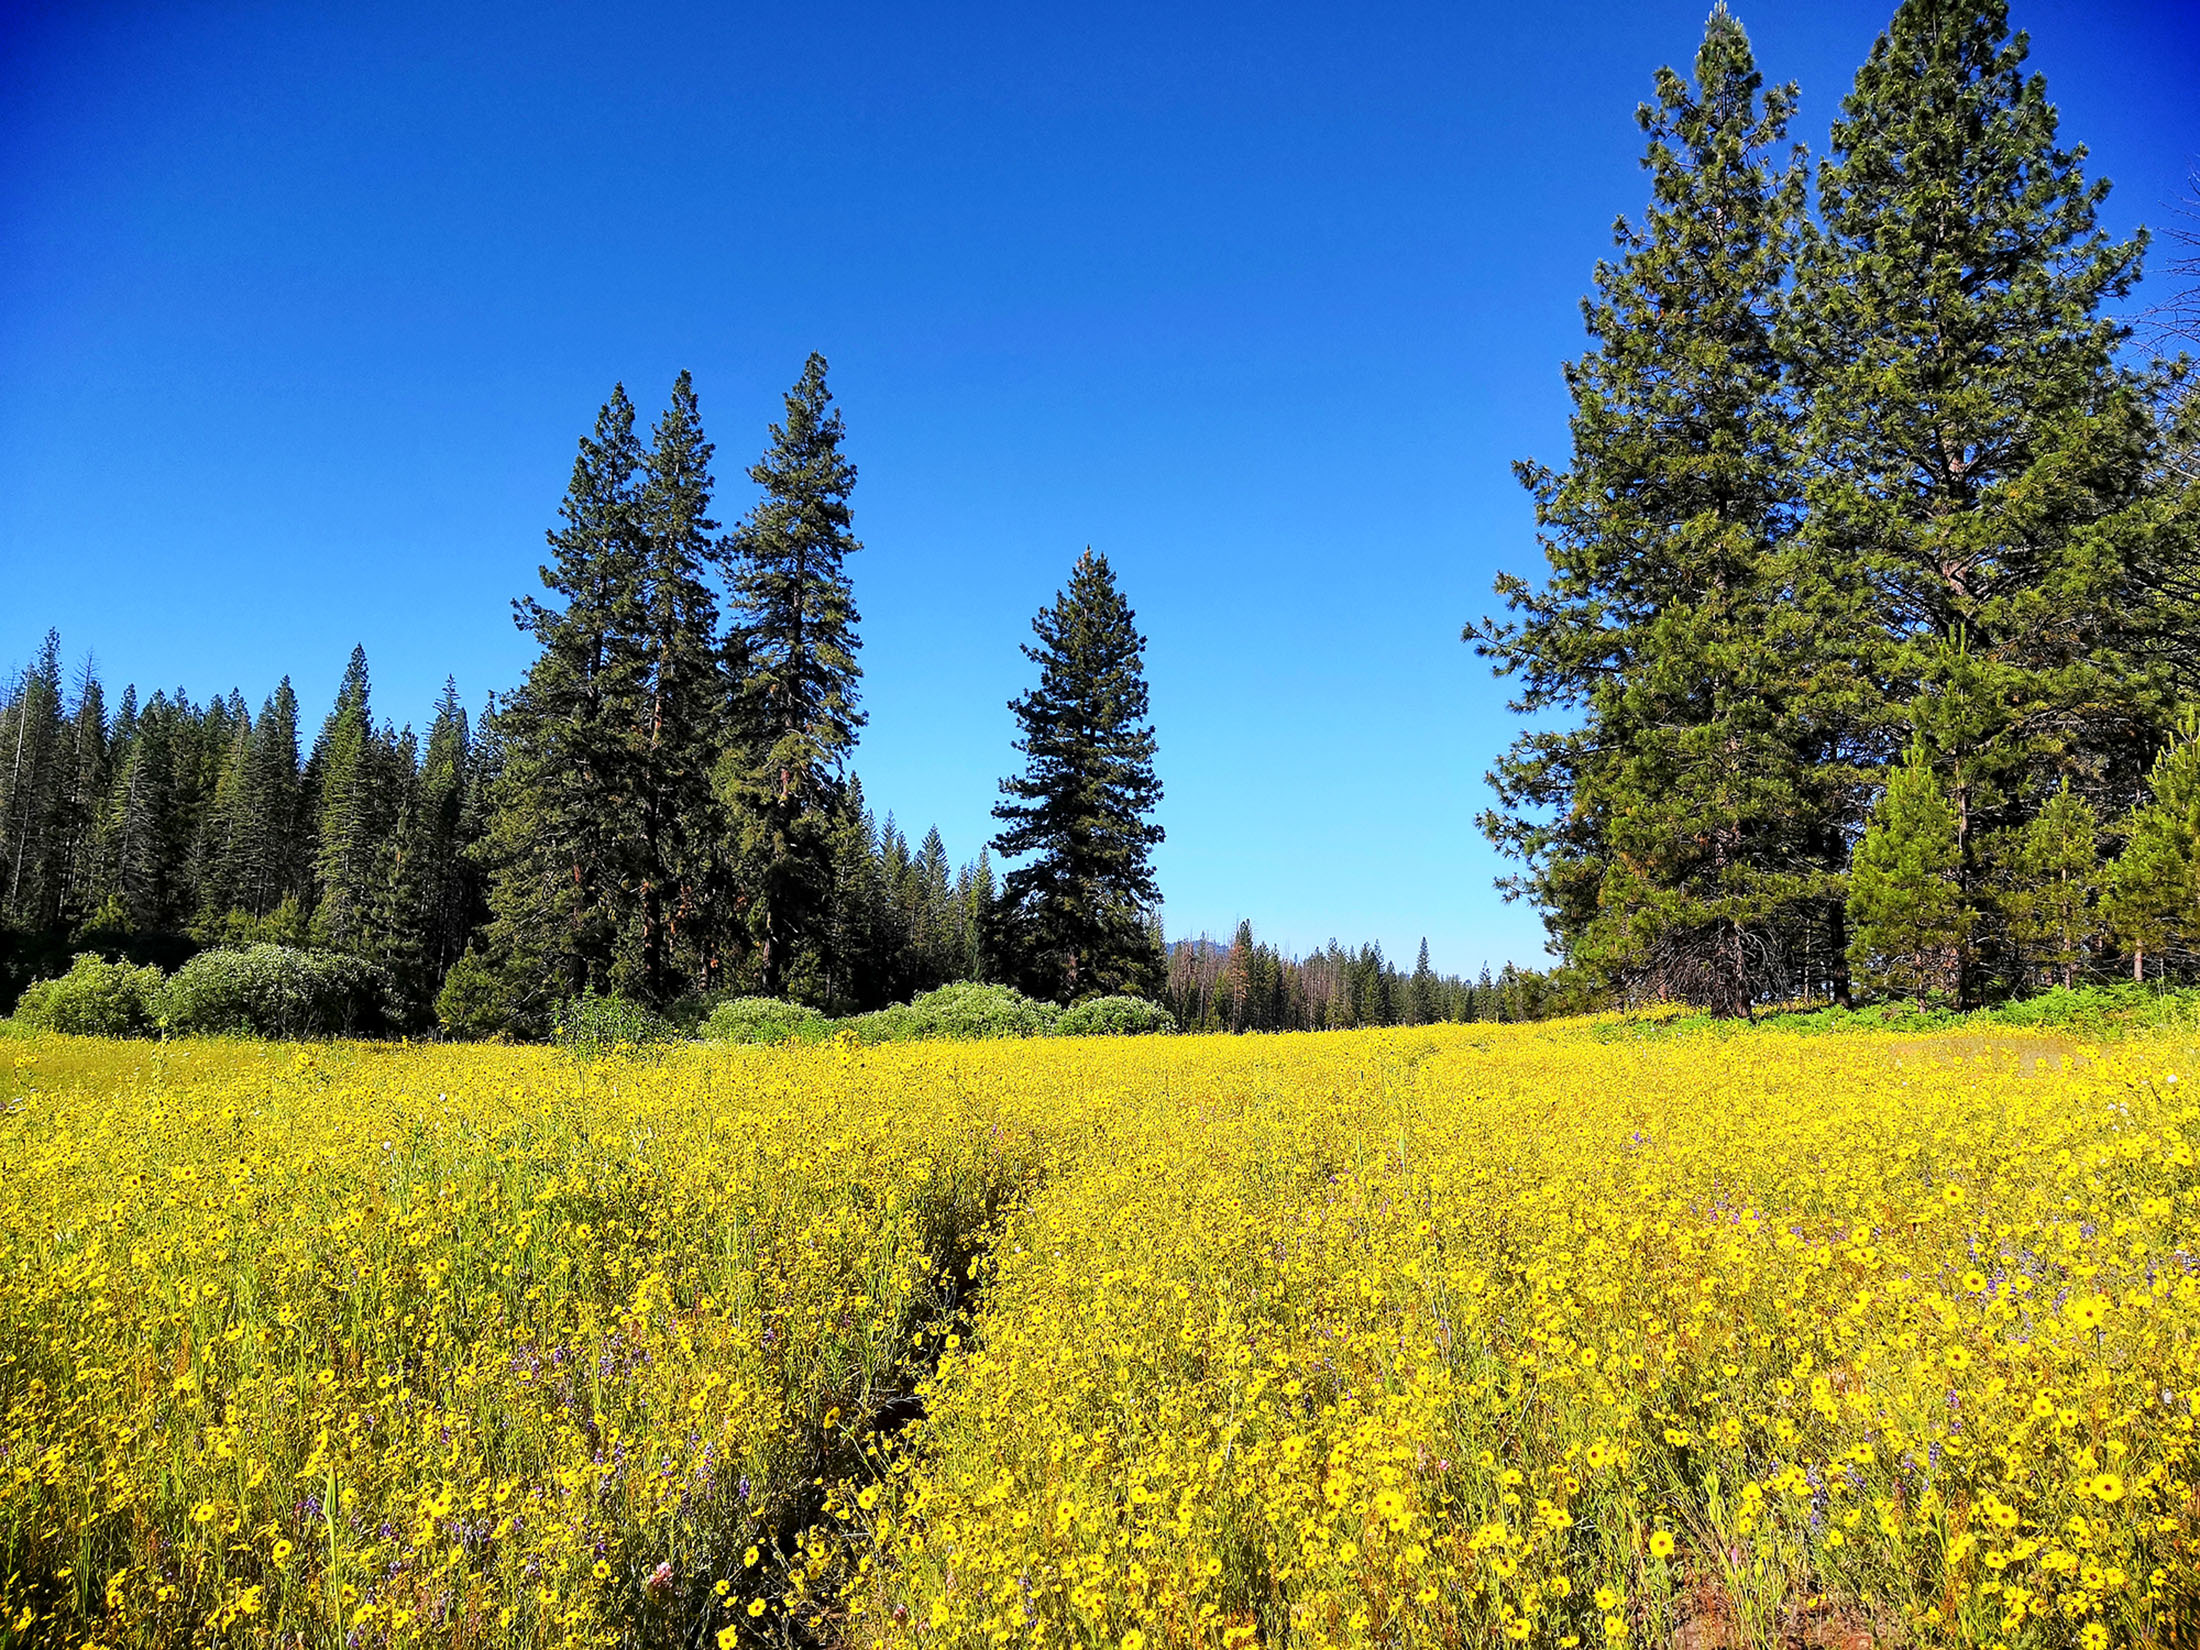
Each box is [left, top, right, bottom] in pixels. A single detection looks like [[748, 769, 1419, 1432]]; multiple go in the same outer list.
[[552, 989, 679, 1057], [1055, 994, 1179, 1036], [11, 947, 400, 1039], [1971, 983, 2200, 1036], [1597, 981, 2200, 1043], [708, 983, 1174, 1046], [836, 1004, 916, 1045], [878, 982, 1061, 1041], [703, 996, 832, 1045], [162, 947, 400, 1037], [12, 953, 1180, 1048], [11, 955, 167, 1037]]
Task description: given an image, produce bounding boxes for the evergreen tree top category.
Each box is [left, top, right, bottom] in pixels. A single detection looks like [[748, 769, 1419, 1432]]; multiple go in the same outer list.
[[728, 352, 867, 777], [744, 354, 857, 538], [993, 548, 1163, 906], [1799, 0, 2144, 527]]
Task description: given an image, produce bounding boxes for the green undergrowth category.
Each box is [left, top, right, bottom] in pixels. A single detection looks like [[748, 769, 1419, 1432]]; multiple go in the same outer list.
[[1597, 981, 2200, 1042]]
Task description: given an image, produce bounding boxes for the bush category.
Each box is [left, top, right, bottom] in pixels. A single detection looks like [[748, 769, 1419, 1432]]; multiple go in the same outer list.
[[1055, 995, 1178, 1037], [1979, 982, 2200, 1037], [704, 997, 831, 1045], [850, 982, 1061, 1043], [435, 949, 520, 1041], [162, 946, 401, 1038], [657, 991, 726, 1036], [838, 1005, 917, 1045], [553, 990, 677, 1058], [10, 954, 166, 1037]]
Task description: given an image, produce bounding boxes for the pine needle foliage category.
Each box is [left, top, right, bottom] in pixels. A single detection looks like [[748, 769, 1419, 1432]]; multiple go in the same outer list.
[[1847, 745, 1967, 1004], [1470, 9, 1847, 1014], [721, 353, 865, 996], [992, 549, 1163, 1002]]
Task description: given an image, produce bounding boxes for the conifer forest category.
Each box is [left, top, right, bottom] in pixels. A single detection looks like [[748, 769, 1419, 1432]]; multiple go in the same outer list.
[[5, 0, 2200, 1033]]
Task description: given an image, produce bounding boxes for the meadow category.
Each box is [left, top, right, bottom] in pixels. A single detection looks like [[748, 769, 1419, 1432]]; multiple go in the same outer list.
[[0, 1020, 2194, 1649]]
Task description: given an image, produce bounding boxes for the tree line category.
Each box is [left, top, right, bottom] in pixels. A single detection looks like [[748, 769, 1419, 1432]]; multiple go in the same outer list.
[[1471, 0, 2200, 1014], [4, 356, 1507, 1029], [1161, 924, 1583, 1032], [0, 359, 1170, 1025]]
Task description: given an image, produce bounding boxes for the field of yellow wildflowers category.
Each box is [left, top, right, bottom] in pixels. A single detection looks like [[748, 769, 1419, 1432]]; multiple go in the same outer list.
[[1, 1022, 2194, 1649]]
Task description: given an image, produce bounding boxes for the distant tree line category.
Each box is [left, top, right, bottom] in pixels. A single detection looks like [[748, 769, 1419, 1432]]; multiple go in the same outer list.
[[0, 358, 1211, 1028], [1161, 924, 1587, 1031], [1471, 0, 2200, 1014], [0, 636, 485, 1011]]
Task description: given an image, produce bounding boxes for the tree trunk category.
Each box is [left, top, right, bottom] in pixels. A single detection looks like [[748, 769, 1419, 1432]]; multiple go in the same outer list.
[[1828, 900, 1854, 1010]]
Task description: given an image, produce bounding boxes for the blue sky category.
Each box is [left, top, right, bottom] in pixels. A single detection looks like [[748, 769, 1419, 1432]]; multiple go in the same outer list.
[[4, 0, 2197, 975]]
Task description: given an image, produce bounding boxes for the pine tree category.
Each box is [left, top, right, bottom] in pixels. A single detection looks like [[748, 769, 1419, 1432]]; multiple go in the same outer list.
[[909, 825, 958, 991], [1790, 0, 2178, 972], [624, 372, 726, 1000], [1469, 10, 1845, 1015], [98, 688, 193, 938], [310, 647, 389, 955], [0, 631, 66, 931], [1997, 779, 2100, 989], [54, 661, 109, 932], [957, 849, 995, 983], [366, 724, 430, 997], [1409, 937, 1437, 1025], [1220, 919, 1256, 1033], [413, 680, 477, 982], [73, 680, 131, 929], [1847, 746, 1967, 1004], [991, 548, 1164, 1001], [821, 777, 891, 1010], [194, 700, 257, 934], [722, 354, 866, 996], [481, 386, 649, 1010], [2102, 724, 2200, 981], [241, 679, 306, 918], [877, 814, 916, 1001]]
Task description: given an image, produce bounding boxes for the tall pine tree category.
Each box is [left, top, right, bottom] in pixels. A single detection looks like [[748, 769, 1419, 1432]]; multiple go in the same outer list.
[[624, 372, 726, 1001], [2103, 723, 2200, 981], [1789, 0, 2180, 994], [54, 660, 109, 934], [481, 386, 650, 1012], [1997, 779, 2099, 990], [1469, 10, 1847, 1015], [412, 680, 477, 984], [721, 354, 865, 997], [0, 632, 66, 932], [991, 549, 1164, 1002], [310, 647, 390, 956]]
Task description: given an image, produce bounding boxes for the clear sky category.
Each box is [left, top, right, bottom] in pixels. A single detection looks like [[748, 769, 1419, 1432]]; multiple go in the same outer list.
[[4, 0, 2197, 976]]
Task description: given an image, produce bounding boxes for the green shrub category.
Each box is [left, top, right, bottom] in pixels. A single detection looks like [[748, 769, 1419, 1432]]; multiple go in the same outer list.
[[553, 990, 677, 1058], [10, 954, 166, 1037], [1055, 995, 1178, 1036], [161, 946, 400, 1038], [1978, 983, 2200, 1036], [849, 981, 1061, 1043], [838, 1005, 917, 1045], [657, 991, 726, 1036], [704, 997, 831, 1045], [435, 949, 520, 1041]]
